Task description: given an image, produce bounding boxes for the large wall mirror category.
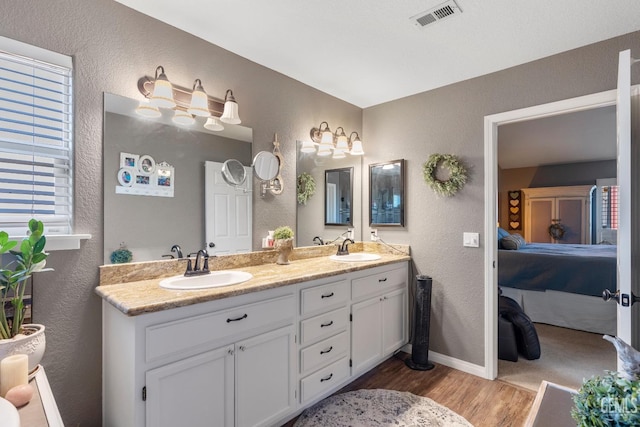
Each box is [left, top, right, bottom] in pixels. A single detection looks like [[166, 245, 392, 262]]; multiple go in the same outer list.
[[325, 167, 353, 226], [296, 141, 362, 247], [103, 93, 253, 263], [369, 159, 405, 227]]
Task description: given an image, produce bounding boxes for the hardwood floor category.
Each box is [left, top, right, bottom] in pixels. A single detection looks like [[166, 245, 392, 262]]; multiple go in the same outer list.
[[282, 352, 535, 427]]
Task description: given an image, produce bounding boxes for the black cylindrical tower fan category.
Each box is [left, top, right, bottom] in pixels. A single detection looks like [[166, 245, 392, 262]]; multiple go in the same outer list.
[[405, 275, 435, 370]]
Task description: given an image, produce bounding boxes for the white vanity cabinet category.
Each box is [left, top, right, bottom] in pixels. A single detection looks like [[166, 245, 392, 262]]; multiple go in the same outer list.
[[102, 260, 409, 427], [102, 286, 296, 427], [298, 278, 351, 404], [351, 264, 408, 375]]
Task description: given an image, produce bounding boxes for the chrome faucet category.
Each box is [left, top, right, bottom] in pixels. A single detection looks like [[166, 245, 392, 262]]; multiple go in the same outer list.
[[171, 244, 183, 259], [313, 236, 325, 246], [184, 249, 211, 276], [336, 238, 354, 256]]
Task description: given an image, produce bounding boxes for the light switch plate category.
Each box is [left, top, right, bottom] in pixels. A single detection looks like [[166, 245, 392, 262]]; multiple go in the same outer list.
[[463, 232, 480, 248]]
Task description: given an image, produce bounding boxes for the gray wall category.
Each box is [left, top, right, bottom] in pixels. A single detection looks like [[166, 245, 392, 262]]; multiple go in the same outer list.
[[362, 34, 640, 366], [0, 1, 361, 424]]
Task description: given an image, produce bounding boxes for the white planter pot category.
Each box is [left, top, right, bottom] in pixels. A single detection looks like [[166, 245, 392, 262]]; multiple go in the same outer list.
[[0, 324, 46, 373]]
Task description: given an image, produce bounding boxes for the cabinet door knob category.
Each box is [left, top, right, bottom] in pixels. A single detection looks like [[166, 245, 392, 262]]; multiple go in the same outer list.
[[228, 348, 234, 355], [320, 373, 333, 382], [320, 321, 334, 328], [239, 345, 246, 352]]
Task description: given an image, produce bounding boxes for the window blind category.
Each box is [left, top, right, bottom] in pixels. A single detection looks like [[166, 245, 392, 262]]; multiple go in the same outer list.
[[0, 39, 73, 236], [601, 185, 619, 230]]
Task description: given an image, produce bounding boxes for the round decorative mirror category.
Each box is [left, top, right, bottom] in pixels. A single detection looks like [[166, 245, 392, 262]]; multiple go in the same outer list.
[[253, 151, 279, 181], [221, 159, 247, 186]]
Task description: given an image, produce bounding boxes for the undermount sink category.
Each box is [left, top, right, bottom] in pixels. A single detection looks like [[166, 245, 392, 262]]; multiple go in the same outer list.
[[159, 271, 253, 290], [329, 253, 382, 262]]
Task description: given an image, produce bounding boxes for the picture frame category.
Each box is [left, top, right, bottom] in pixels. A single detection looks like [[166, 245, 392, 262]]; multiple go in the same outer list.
[[120, 152, 139, 169]]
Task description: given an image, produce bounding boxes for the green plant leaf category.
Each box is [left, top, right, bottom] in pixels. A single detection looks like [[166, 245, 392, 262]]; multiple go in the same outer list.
[[33, 235, 46, 254]]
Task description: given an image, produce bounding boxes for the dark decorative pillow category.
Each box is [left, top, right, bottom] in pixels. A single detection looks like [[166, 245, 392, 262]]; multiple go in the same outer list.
[[497, 227, 510, 248], [500, 233, 526, 250]]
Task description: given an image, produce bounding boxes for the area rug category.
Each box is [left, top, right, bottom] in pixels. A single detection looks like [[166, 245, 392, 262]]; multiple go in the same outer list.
[[294, 389, 474, 427]]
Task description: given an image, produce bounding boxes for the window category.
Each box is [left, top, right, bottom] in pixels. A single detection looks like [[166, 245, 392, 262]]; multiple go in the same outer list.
[[0, 37, 73, 236], [601, 185, 619, 230]]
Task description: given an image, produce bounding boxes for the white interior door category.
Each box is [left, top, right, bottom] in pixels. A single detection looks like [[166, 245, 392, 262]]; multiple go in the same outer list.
[[614, 49, 639, 350], [205, 161, 252, 255]]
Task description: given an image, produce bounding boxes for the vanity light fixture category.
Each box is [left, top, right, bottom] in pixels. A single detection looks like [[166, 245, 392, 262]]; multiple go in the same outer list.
[[149, 66, 176, 108], [306, 122, 365, 157], [135, 100, 161, 118], [220, 90, 241, 124], [136, 66, 242, 131], [187, 79, 210, 117], [172, 109, 195, 126]]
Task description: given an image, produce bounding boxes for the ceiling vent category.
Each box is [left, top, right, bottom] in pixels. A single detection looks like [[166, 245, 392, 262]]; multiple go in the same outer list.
[[411, 0, 462, 28]]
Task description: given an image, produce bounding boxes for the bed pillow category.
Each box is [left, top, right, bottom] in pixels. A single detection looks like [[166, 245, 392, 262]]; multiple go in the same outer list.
[[500, 233, 526, 250], [497, 227, 510, 248]]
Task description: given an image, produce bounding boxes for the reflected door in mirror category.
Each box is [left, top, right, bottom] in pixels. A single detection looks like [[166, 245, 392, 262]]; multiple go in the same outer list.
[[325, 167, 353, 226], [369, 160, 405, 227]]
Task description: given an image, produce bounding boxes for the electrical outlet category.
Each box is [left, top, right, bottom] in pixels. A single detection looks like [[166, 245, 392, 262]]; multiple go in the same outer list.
[[370, 229, 378, 241], [347, 228, 354, 240]]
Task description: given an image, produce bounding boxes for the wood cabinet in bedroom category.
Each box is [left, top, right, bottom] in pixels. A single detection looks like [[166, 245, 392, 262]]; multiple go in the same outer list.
[[522, 185, 594, 244]]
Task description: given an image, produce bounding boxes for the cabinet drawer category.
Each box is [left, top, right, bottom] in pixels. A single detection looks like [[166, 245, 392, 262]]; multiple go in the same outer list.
[[300, 357, 350, 404], [300, 307, 348, 345], [352, 266, 406, 301], [301, 280, 349, 316], [146, 295, 294, 363], [300, 331, 348, 375]]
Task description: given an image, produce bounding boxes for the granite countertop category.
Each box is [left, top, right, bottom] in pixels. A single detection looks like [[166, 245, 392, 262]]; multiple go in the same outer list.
[[96, 250, 410, 316]]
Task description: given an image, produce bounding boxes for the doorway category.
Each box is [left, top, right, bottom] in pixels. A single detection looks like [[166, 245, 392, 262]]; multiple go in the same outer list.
[[483, 89, 621, 381]]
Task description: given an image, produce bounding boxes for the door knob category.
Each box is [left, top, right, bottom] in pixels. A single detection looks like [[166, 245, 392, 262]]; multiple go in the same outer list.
[[208, 242, 216, 248], [602, 289, 620, 304], [603, 289, 640, 306]]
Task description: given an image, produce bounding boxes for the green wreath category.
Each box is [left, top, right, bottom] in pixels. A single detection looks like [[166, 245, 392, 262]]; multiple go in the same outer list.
[[422, 154, 468, 197], [297, 173, 316, 205]]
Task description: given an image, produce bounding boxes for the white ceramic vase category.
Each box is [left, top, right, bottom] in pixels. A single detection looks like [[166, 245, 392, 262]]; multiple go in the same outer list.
[[274, 238, 294, 265], [0, 324, 46, 373]]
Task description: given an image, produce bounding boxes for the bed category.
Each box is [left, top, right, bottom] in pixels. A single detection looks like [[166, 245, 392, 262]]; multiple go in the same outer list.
[[498, 242, 617, 335]]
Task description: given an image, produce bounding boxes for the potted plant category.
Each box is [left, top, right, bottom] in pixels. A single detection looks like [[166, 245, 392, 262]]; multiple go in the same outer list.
[[273, 226, 294, 265], [0, 219, 49, 372], [572, 371, 640, 426]]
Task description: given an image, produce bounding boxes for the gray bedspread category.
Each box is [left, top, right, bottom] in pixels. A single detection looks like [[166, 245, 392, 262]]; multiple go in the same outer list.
[[498, 243, 617, 297]]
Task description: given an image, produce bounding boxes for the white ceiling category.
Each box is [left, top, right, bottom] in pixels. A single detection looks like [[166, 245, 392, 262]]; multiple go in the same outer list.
[[114, 0, 640, 108], [498, 105, 617, 169]]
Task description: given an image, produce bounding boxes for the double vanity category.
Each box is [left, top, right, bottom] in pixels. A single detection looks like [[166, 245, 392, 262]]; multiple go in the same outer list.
[[96, 244, 410, 427]]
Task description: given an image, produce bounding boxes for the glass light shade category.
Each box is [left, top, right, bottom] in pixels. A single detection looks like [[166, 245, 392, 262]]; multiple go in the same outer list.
[[172, 109, 195, 125], [336, 134, 349, 151], [135, 101, 161, 118], [350, 139, 364, 155], [300, 140, 316, 153], [317, 144, 332, 157], [320, 128, 333, 145], [204, 116, 224, 131], [150, 78, 176, 109], [332, 149, 346, 159], [220, 90, 241, 124], [187, 82, 210, 117]]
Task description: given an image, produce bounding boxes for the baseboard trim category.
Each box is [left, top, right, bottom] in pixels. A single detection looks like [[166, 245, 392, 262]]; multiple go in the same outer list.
[[401, 344, 487, 378]]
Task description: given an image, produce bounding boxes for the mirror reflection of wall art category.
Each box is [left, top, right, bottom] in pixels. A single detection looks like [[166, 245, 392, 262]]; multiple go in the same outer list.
[[370, 159, 405, 227], [116, 152, 174, 197], [325, 167, 353, 226]]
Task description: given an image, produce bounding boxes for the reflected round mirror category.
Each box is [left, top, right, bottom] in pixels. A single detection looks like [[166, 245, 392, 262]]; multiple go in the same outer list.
[[222, 159, 247, 186], [253, 151, 279, 181]]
